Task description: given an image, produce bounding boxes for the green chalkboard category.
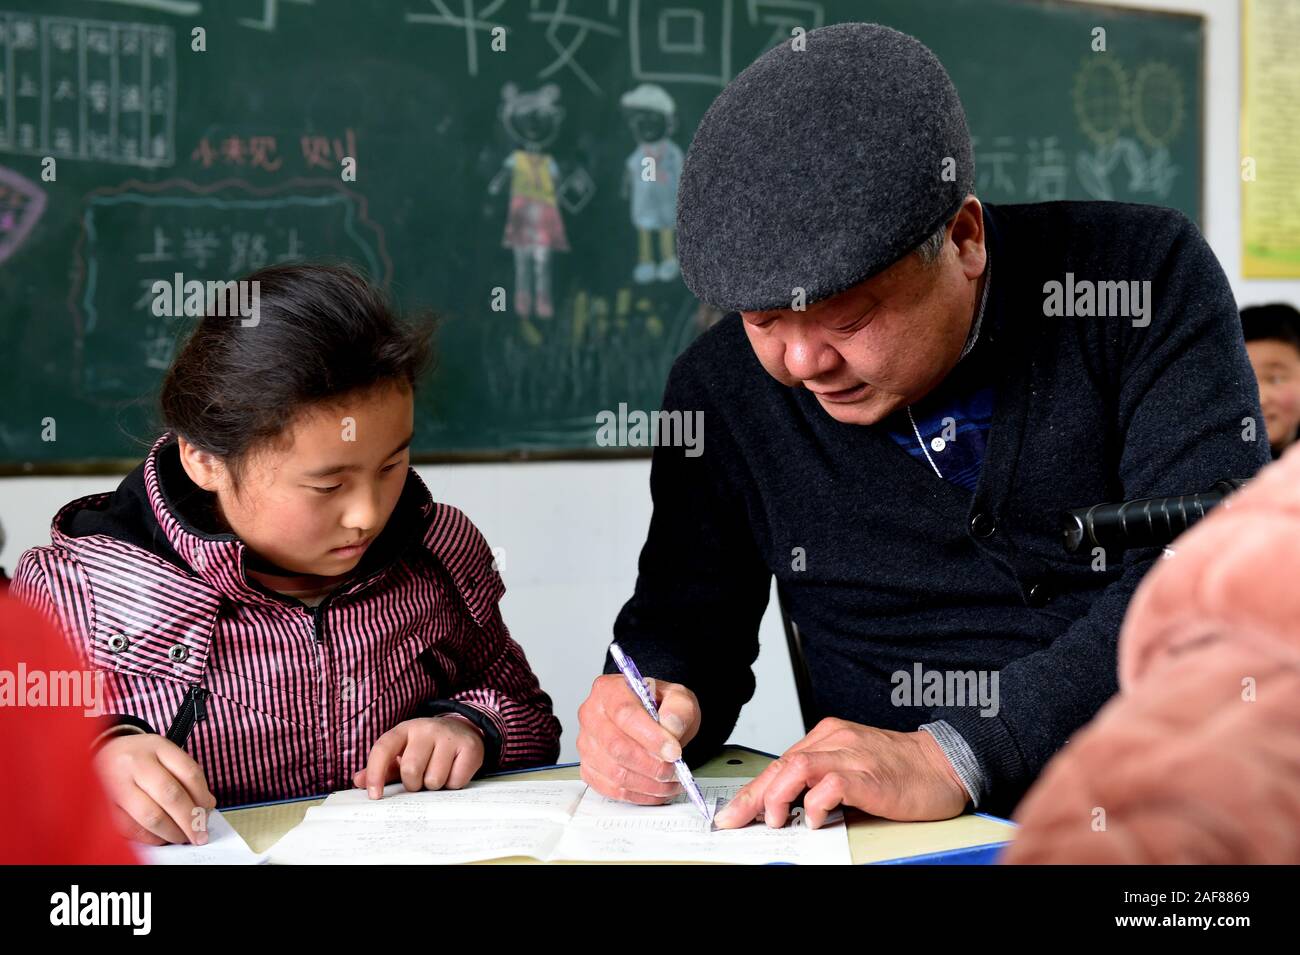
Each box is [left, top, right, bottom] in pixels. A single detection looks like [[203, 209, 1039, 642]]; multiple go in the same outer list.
[[0, 0, 1202, 471]]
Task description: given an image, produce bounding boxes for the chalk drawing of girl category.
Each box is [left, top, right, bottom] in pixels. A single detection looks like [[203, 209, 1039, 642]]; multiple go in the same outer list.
[[488, 83, 569, 345]]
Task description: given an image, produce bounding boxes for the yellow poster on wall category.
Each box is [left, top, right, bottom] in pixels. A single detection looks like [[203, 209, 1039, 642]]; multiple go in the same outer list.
[[1242, 0, 1300, 277]]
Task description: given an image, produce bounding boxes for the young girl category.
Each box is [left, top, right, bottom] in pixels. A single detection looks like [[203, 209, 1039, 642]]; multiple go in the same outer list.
[[12, 263, 561, 846]]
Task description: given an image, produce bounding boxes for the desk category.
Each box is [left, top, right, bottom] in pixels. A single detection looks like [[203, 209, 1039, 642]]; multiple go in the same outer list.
[[223, 744, 1015, 864]]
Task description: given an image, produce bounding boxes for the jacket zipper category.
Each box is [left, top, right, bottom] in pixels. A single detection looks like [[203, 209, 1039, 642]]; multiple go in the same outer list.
[[165, 684, 208, 748], [311, 599, 334, 789], [306, 569, 386, 788], [312, 600, 328, 643]]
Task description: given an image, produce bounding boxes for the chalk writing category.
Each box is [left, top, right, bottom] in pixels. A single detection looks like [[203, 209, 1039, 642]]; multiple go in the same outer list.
[[0, 13, 175, 167]]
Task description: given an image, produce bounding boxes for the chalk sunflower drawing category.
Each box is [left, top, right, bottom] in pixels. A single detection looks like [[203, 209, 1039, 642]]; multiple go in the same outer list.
[[1073, 57, 1130, 146], [1132, 62, 1185, 149]]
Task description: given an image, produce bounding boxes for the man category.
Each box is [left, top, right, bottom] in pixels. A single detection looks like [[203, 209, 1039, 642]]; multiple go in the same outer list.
[[577, 23, 1269, 824]]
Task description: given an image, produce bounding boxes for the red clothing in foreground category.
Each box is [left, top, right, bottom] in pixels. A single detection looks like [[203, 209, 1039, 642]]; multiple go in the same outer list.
[[0, 596, 137, 864]]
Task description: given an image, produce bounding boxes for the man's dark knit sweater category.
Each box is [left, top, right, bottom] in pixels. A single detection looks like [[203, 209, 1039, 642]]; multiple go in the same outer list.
[[607, 200, 1272, 816]]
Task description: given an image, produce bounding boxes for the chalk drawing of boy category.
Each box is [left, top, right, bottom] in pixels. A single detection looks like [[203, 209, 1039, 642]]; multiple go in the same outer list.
[[620, 83, 683, 285]]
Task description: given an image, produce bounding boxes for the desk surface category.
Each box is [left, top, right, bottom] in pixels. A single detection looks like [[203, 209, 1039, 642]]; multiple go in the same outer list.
[[223, 745, 1015, 864]]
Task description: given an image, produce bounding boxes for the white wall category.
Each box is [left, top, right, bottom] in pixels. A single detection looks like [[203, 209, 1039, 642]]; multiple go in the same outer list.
[[1, 0, 1293, 765]]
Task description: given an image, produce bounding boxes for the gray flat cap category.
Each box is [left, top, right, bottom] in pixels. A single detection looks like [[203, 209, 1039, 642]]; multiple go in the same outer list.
[[676, 23, 973, 312]]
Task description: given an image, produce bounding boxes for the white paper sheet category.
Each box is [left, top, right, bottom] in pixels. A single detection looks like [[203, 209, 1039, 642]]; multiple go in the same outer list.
[[142, 809, 268, 865], [308, 779, 588, 822], [551, 780, 852, 865], [265, 777, 851, 865], [266, 780, 586, 864], [269, 817, 566, 865], [571, 779, 743, 821]]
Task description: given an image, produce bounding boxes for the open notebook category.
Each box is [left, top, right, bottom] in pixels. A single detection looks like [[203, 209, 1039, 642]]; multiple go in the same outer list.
[[265, 777, 853, 865]]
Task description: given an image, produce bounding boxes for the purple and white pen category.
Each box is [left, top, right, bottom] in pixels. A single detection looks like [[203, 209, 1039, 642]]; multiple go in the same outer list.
[[608, 642, 714, 827]]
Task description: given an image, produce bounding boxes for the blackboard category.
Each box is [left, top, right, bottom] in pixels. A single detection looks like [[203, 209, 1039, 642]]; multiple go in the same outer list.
[[0, 0, 1203, 471]]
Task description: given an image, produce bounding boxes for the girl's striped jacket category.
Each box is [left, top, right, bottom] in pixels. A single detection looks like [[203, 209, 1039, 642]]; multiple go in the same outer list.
[[12, 434, 561, 805]]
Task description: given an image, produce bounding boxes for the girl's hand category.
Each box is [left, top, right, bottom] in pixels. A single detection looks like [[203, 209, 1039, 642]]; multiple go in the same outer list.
[[353, 716, 485, 798], [94, 733, 217, 846]]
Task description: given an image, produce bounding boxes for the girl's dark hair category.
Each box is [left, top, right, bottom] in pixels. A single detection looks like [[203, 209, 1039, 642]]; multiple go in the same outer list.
[[159, 263, 434, 485]]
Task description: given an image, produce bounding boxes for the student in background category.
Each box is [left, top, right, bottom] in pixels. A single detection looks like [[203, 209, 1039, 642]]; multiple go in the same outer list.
[[11, 263, 561, 846], [1241, 303, 1300, 459]]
